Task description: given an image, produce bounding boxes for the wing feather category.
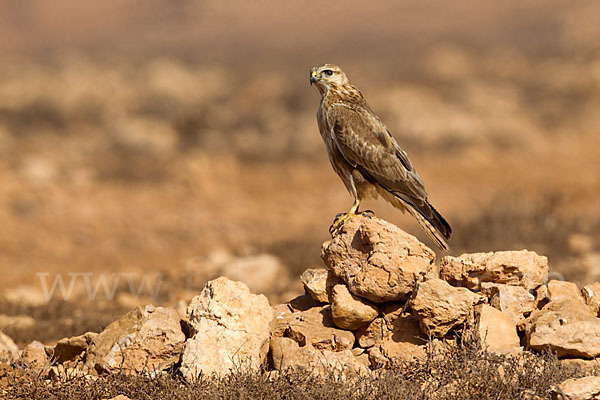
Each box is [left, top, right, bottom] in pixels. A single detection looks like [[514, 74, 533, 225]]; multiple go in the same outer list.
[[326, 101, 452, 244], [326, 102, 426, 201]]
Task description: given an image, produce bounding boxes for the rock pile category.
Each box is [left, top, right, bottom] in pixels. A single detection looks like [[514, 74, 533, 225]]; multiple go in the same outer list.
[[3, 215, 600, 385]]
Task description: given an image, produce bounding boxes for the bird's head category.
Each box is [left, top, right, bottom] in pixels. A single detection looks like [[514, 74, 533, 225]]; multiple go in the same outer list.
[[310, 64, 349, 94]]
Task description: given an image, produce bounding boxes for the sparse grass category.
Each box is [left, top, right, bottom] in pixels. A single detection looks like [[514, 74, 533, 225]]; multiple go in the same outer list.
[[2, 336, 594, 400]]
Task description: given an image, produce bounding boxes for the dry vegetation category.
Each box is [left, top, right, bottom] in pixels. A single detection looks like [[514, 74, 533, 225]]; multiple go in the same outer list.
[[1, 0, 600, 398], [2, 337, 595, 400]]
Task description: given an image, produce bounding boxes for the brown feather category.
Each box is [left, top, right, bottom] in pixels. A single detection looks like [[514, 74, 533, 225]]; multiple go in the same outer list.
[[312, 64, 452, 250]]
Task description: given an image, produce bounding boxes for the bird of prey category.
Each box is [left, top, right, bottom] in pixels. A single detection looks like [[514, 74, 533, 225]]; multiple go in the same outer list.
[[310, 64, 452, 250]]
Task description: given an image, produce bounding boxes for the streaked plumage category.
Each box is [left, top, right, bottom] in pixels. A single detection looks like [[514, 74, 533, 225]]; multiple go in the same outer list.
[[310, 64, 452, 250]]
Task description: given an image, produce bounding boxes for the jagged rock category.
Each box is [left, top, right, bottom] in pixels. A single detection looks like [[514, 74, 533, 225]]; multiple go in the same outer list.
[[85, 305, 185, 375], [411, 279, 484, 337], [321, 216, 435, 303], [356, 303, 427, 365], [378, 309, 427, 363], [475, 304, 521, 354], [21, 340, 48, 369], [582, 282, 600, 316], [300, 268, 334, 303], [534, 284, 550, 310], [0, 330, 18, 363], [53, 332, 97, 364], [270, 337, 369, 376], [355, 317, 387, 348], [272, 304, 354, 351], [181, 277, 272, 381], [522, 300, 600, 358], [548, 280, 585, 305], [331, 284, 379, 330], [550, 376, 600, 400], [440, 250, 548, 291], [482, 283, 536, 323]]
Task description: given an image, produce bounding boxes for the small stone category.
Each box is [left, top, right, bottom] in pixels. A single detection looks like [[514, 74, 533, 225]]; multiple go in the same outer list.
[[411, 279, 484, 337], [550, 376, 600, 400], [300, 268, 332, 303], [0, 330, 19, 364], [547, 280, 585, 305], [85, 305, 185, 375], [476, 304, 521, 354], [582, 282, 600, 316], [273, 305, 355, 351], [330, 284, 379, 330], [270, 336, 368, 377], [355, 317, 387, 348], [522, 300, 600, 358], [440, 250, 548, 291], [104, 396, 132, 400], [53, 332, 97, 364], [22, 340, 48, 369], [482, 283, 536, 323]]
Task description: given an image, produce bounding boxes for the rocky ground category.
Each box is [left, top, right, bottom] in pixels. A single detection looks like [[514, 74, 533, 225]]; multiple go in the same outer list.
[[1, 1, 600, 398], [2, 216, 600, 399]]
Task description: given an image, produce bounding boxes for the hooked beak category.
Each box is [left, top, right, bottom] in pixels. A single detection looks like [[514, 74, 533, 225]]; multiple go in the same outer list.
[[310, 72, 318, 85]]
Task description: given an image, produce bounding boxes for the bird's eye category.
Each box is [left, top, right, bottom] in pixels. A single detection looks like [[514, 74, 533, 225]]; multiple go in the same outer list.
[[323, 69, 333, 76]]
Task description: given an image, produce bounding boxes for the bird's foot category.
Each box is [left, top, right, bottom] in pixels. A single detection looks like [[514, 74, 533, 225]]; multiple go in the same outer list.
[[328, 210, 375, 234], [329, 212, 353, 234], [360, 209, 375, 218]]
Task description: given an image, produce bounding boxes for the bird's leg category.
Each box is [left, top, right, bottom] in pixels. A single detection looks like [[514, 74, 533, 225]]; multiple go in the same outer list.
[[329, 198, 367, 234]]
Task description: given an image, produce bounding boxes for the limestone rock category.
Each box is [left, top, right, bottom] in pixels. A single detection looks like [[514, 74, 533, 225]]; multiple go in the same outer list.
[[411, 279, 484, 337], [321, 216, 436, 303], [476, 304, 521, 354], [534, 284, 550, 310], [270, 337, 368, 376], [356, 303, 427, 365], [522, 300, 600, 358], [548, 280, 585, 305], [378, 309, 427, 364], [482, 283, 536, 323], [272, 304, 354, 351], [0, 330, 19, 363], [300, 268, 334, 303], [440, 250, 548, 291], [331, 284, 379, 330], [355, 317, 387, 348], [582, 282, 600, 316], [53, 332, 97, 364], [21, 340, 49, 369], [550, 376, 600, 400], [181, 277, 272, 381], [85, 305, 185, 375]]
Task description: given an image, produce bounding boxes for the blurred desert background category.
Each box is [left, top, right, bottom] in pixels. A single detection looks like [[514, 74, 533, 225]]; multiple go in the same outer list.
[[0, 0, 599, 346]]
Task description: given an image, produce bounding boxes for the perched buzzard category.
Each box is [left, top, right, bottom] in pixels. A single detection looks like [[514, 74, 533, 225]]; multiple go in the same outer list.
[[310, 64, 452, 250]]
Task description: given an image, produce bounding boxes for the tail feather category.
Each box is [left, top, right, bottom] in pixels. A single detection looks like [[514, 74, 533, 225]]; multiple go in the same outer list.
[[405, 206, 451, 251], [374, 185, 452, 250]]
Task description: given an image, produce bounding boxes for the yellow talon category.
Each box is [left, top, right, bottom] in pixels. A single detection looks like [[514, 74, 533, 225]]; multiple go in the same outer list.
[[328, 199, 362, 234]]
